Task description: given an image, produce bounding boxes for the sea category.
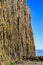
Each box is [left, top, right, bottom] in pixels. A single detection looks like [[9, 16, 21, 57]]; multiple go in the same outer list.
[[36, 50, 43, 56]]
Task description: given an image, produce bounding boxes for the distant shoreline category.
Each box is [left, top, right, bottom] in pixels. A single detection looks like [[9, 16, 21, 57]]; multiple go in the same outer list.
[[36, 50, 43, 56]]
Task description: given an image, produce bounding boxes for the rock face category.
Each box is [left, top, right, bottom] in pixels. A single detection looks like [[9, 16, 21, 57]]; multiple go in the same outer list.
[[0, 0, 35, 62]]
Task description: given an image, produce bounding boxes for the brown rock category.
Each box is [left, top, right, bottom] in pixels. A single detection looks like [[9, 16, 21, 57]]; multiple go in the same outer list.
[[0, 0, 35, 62]]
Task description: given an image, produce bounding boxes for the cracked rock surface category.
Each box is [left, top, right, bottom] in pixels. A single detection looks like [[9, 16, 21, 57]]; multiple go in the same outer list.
[[0, 0, 35, 64]]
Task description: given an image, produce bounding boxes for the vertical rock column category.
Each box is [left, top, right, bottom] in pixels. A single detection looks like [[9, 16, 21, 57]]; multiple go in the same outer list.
[[0, 0, 35, 61], [29, 23, 35, 56], [24, 6, 30, 57]]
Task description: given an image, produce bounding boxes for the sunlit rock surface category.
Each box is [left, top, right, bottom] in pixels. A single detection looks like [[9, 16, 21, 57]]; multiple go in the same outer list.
[[0, 0, 35, 64]]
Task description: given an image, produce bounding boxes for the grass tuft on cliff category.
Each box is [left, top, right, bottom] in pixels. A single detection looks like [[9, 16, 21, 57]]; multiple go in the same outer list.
[[9, 61, 16, 65]]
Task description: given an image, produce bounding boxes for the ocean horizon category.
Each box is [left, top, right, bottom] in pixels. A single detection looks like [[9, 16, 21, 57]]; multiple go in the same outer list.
[[36, 50, 43, 56]]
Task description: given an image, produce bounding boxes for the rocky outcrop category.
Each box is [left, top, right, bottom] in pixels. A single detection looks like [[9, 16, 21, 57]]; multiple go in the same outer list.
[[0, 0, 35, 62]]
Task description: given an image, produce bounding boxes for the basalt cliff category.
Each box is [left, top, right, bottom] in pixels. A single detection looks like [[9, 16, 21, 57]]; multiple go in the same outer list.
[[0, 0, 35, 64]]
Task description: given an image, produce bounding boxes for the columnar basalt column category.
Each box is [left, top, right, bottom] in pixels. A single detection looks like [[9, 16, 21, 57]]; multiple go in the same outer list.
[[0, 0, 35, 61]]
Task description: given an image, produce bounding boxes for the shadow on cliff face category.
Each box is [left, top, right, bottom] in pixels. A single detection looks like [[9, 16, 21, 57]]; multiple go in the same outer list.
[[25, 56, 43, 62]]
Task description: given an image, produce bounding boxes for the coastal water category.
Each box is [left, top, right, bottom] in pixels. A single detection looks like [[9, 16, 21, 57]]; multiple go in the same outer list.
[[36, 50, 43, 56]]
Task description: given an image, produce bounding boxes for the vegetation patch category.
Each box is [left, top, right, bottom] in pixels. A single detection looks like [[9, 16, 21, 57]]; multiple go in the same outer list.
[[9, 61, 16, 65]]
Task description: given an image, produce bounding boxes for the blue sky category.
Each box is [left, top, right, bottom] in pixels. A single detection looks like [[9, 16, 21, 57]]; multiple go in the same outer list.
[[26, 0, 43, 50]]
